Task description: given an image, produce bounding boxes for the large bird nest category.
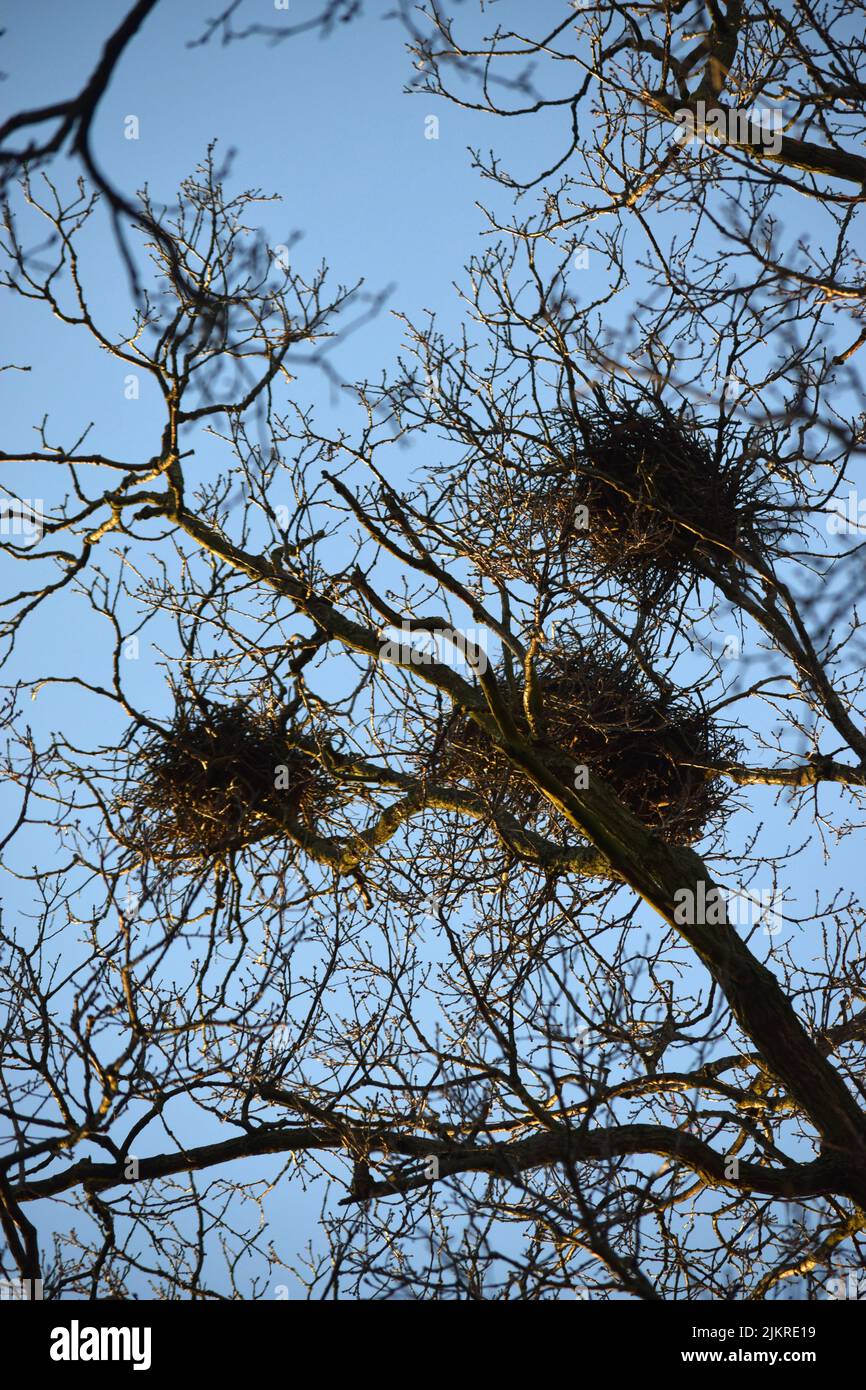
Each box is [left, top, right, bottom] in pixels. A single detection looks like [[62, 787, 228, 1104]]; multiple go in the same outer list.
[[488, 404, 779, 598], [432, 649, 734, 845], [119, 700, 337, 865]]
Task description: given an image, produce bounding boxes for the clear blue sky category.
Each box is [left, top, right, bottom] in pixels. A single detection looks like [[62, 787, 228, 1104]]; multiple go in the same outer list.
[[1, 1, 863, 1297], [1, 0, 574, 1297]]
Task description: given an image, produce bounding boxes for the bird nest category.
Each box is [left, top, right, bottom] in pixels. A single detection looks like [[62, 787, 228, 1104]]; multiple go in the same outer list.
[[433, 649, 734, 844], [489, 405, 777, 597], [119, 701, 337, 865]]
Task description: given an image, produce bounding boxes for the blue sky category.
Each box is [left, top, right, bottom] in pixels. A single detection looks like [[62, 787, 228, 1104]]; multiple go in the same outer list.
[[0, 0, 572, 1298], [2, 1, 864, 1298]]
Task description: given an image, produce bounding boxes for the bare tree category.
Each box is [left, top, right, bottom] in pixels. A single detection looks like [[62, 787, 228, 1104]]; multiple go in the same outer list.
[[2, 1, 866, 1301]]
